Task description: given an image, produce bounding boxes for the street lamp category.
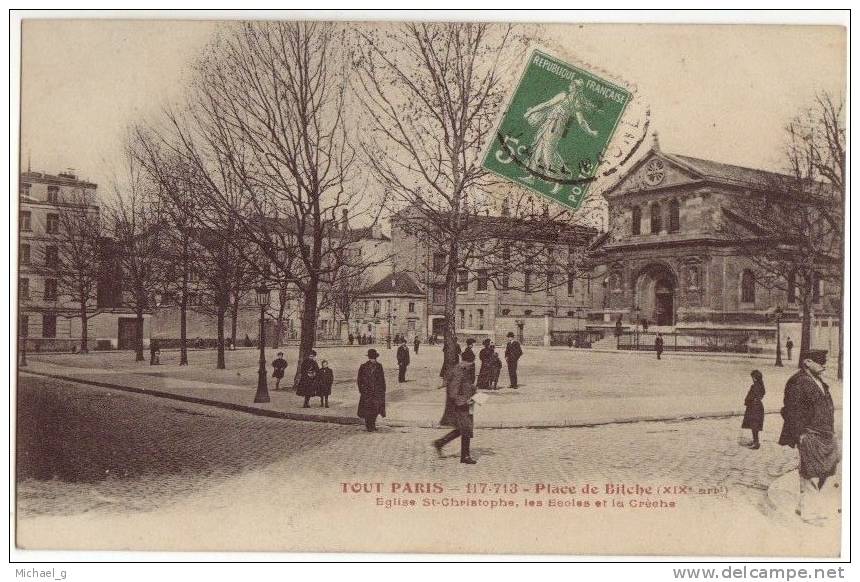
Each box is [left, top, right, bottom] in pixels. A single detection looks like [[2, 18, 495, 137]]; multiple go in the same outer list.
[[254, 284, 271, 403], [774, 306, 784, 367]]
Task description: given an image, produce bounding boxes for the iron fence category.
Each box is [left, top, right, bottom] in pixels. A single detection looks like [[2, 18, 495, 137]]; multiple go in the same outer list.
[[617, 330, 751, 353]]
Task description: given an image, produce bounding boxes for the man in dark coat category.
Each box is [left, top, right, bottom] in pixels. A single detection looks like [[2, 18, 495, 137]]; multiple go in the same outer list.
[[396, 339, 410, 383], [433, 349, 477, 464], [438, 336, 462, 384], [778, 351, 839, 519], [786, 337, 794, 361], [357, 348, 386, 432], [476, 338, 494, 390], [348, 333, 355, 345], [655, 333, 664, 360], [295, 350, 320, 408], [414, 336, 420, 354], [463, 338, 477, 384], [504, 332, 523, 388]]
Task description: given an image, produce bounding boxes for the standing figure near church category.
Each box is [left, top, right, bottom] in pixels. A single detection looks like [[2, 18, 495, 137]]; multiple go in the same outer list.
[[741, 370, 766, 449], [786, 337, 794, 361], [296, 350, 320, 408], [414, 336, 420, 354], [476, 338, 494, 390], [357, 349, 386, 432], [504, 332, 523, 389], [654, 333, 664, 359], [396, 339, 410, 383]]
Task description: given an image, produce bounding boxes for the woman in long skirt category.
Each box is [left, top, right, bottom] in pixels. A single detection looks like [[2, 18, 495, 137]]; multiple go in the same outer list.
[[741, 370, 766, 449]]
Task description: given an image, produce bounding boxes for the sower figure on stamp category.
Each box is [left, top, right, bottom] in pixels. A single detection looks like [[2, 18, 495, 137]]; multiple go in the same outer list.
[[741, 370, 766, 449], [504, 332, 523, 389], [433, 348, 477, 464], [295, 350, 320, 408], [357, 348, 386, 432], [271, 351, 288, 391], [521, 77, 598, 183], [778, 351, 840, 520], [396, 338, 410, 383]]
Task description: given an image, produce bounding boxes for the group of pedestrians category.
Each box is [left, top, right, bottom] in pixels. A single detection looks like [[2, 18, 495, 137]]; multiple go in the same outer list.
[[739, 350, 839, 521], [348, 333, 376, 345], [438, 332, 523, 390], [271, 350, 333, 408]]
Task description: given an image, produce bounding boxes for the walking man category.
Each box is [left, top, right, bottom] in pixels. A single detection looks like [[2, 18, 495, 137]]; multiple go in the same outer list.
[[433, 349, 477, 464], [778, 351, 839, 520], [396, 338, 410, 383], [504, 331, 523, 388], [414, 336, 420, 354], [357, 348, 386, 432]]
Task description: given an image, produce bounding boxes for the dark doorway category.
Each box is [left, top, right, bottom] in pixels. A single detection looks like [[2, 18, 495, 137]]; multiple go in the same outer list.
[[117, 318, 140, 350], [431, 318, 446, 341], [654, 278, 674, 326]]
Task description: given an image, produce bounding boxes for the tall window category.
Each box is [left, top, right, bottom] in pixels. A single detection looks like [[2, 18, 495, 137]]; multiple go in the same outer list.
[[47, 185, 60, 203], [546, 271, 555, 295], [631, 206, 642, 235], [20, 243, 31, 265], [567, 272, 576, 296], [668, 199, 680, 233], [457, 269, 468, 292], [42, 313, 57, 338], [741, 270, 756, 303], [20, 211, 32, 231], [812, 273, 822, 303], [432, 252, 446, 273], [19, 315, 29, 338], [524, 271, 532, 293], [458, 309, 465, 329], [432, 285, 445, 305], [650, 202, 662, 234], [47, 213, 60, 234], [44, 278, 58, 301], [477, 269, 488, 292], [477, 309, 485, 330], [501, 270, 510, 291], [45, 245, 59, 269], [19, 278, 29, 300], [787, 271, 796, 303], [408, 302, 415, 313]]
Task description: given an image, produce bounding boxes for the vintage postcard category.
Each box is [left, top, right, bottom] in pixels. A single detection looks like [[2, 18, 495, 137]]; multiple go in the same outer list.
[[13, 14, 847, 557]]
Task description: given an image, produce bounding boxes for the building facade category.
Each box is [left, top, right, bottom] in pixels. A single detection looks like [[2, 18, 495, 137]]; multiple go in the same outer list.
[[18, 170, 144, 351], [586, 140, 840, 349]]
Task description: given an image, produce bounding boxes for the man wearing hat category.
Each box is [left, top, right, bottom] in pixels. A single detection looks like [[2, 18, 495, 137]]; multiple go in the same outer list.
[[396, 338, 410, 383], [295, 349, 320, 408], [433, 348, 478, 464], [504, 331, 523, 389], [463, 338, 477, 384], [778, 350, 840, 520], [357, 348, 387, 432]]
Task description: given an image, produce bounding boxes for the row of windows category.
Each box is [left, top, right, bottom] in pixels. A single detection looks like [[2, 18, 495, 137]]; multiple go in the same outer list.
[[434, 246, 580, 276], [19, 244, 59, 268], [19, 314, 57, 338], [357, 300, 417, 316], [457, 270, 579, 295], [20, 183, 63, 203], [631, 199, 680, 235], [19, 210, 60, 233], [19, 278, 58, 301]]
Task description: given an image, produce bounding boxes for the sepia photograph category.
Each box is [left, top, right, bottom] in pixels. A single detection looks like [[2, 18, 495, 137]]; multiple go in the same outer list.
[[11, 10, 848, 559]]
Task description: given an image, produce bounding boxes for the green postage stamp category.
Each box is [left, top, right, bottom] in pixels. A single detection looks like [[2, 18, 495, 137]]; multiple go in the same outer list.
[[483, 49, 632, 210]]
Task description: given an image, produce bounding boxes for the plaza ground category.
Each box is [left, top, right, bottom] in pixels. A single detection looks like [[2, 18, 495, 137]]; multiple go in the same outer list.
[[15, 346, 843, 556], [23, 344, 843, 427]]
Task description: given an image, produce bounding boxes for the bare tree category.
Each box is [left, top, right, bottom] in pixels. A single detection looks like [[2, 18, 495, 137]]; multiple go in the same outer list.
[[723, 92, 844, 371], [107, 151, 164, 362], [170, 21, 386, 386], [355, 22, 595, 369], [48, 190, 105, 353]]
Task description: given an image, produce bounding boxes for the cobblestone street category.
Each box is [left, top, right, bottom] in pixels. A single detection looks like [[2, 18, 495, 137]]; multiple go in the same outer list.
[[16, 373, 842, 555]]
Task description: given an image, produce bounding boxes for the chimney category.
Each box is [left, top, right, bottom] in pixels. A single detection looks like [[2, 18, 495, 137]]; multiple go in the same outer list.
[[341, 209, 349, 231]]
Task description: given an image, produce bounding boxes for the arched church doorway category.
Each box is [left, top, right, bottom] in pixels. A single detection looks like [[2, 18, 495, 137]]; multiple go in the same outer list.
[[634, 263, 677, 327]]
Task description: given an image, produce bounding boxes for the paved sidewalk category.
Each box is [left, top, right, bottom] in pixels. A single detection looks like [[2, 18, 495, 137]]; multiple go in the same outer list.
[[768, 468, 843, 526], [21, 347, 843, 429]]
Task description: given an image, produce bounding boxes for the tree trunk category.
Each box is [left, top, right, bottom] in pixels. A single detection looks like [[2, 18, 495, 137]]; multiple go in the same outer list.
[[798, 292, 812, 368], [230, 293, 240, 350], [837, 280, 843, 379], [442, 240, 459, 374], [135, 304, 145, 362], [275, 300, 286, 349], [179, 244, 189, 365], [79, 291, 89, 354], [216, 305, 227, 369], [293, 279, 319, 389]]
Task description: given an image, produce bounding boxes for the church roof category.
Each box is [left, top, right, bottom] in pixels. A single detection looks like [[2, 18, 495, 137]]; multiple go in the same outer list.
[[363, 272, 423, 297], [666, 154, 790, 189]]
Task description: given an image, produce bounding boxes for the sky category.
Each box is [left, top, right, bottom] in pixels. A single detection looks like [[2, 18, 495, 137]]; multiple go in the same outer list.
[[19, 18, 846, 197]]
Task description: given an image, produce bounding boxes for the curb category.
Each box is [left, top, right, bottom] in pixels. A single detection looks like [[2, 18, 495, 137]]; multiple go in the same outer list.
[[20, 369, 363, 427], [19, 368, 808, 431]]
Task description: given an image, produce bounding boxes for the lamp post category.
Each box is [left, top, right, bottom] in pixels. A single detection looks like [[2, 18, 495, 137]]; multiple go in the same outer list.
[[633, 305, 641, 350], [254, 284, 271, 403], [774, 306, 784, 367]]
